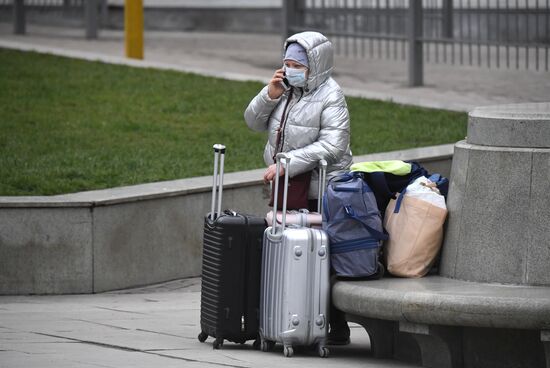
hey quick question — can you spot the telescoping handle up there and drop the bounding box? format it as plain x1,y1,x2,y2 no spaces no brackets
210,144,226,221
317,159,328,213
271,152,291,234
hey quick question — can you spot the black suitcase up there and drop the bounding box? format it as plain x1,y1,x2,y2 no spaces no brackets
198,144,266,349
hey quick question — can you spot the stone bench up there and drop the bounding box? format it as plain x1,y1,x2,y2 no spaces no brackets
333,103,550,368
333,276,550,368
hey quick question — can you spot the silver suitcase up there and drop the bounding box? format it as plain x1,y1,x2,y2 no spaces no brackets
265,160,327,229
259,153,330,358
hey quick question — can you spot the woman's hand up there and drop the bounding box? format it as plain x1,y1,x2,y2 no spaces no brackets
263,163,285,184
267,68,286,100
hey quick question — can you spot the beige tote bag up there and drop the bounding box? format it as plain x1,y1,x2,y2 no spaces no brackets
383,194,448,278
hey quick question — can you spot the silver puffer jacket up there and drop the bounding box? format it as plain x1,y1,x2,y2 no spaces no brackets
244,31,353,199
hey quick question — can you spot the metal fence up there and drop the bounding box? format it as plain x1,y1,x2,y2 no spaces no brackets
4,0,107,38
284,0,550,86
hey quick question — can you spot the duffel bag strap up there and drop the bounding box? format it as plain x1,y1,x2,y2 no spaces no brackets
344,205,389,241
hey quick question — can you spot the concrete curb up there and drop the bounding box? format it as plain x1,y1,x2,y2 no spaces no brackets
0,39,268,83
0,144,454,208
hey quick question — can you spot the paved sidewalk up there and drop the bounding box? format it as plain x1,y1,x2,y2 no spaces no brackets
1,23,549,112
0,278,418,368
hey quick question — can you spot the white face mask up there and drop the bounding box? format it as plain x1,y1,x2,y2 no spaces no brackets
284,66,307,88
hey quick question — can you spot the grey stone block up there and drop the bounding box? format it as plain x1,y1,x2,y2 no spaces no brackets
468,103,550,148
443,106,550,286
527,151,550,286
400,321,430,335
399,322,463,368
452,145,533,284
92,195,206,292
346,315,396,358
440,140,470,278
393,329,423,365
345,314,422,364
0,208,93,294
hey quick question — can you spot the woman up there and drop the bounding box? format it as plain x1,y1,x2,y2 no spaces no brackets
244,31,352,345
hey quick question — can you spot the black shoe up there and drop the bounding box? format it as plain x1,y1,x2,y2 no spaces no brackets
327,323,351,345
327,334,350,345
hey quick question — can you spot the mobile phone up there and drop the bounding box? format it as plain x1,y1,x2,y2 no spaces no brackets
281,71,290,89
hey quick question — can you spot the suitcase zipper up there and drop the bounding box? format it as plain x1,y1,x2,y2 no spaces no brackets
305,229,313,344
331,237,379,254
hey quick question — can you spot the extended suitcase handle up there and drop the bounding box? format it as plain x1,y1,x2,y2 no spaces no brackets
317,159,328,213
272,152,290,234
210,144,226,220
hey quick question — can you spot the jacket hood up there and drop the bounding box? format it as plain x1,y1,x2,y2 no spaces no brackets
284,31,333,93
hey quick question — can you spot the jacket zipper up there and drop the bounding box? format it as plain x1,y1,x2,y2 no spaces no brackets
273,88,303,162
273,89,293,162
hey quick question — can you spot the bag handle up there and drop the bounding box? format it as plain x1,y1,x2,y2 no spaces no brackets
428,173,441,182
332,172,355,183
210,144,226,220
393,177,444,213
394,176,439,214
344,205,389,241
393,162,432,213
394,191,406,213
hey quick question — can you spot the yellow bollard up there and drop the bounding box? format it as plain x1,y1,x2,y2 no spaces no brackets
125,0,143,59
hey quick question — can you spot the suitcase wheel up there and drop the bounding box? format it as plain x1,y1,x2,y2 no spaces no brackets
213,337,224,349
318,345,329,358
197,331,208,343
283,345,294,358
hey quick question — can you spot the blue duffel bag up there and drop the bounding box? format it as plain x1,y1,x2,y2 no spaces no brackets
322,172,388,278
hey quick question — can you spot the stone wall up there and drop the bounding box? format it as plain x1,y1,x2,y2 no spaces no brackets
0,144,453,295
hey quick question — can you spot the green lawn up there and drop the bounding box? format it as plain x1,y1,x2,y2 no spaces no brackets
0,49,466,196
